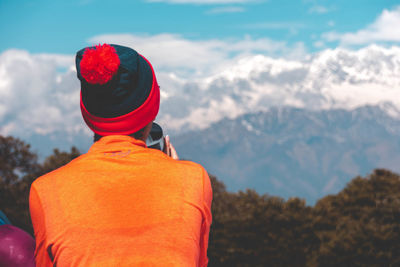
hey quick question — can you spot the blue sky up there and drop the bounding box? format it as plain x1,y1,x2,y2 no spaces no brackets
1,0,399,54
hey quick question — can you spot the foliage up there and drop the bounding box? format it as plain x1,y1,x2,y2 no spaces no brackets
0,136,40,233
209,176,318,267
40,147,81,175
0,135,80,234
209,169,400,266
312,169,400,267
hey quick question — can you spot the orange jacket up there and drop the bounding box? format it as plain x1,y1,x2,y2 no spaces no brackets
30,135,212,267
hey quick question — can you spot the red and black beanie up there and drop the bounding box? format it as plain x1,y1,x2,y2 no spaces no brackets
75,44,160,136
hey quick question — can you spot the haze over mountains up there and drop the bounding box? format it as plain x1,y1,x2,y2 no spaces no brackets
1,45,400,202
175,105,400,203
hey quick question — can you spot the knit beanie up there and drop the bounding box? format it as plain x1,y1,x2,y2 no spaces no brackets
75,44,160,136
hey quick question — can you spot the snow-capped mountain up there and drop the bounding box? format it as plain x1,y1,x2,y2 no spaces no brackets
157,45,400,133
174,105,400,204
1,45,400,139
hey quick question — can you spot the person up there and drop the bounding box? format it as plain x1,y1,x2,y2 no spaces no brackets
0,211,36,267
29,44,213,266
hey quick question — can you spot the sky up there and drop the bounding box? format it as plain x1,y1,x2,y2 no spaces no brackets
1,0,400,158
1,0,399,54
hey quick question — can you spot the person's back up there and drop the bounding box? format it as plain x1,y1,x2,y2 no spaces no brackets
30,136,211,266
29,44,212,266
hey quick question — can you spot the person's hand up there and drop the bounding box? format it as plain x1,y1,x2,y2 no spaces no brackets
164,135,179,160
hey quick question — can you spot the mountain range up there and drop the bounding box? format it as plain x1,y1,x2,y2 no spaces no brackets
174,105,400,204
2,45,400,204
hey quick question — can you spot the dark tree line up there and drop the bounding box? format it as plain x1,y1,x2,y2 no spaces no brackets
0,135,80,234
209,169,400,266
1,135,400,266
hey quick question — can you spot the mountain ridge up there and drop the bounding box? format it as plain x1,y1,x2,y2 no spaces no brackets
174,105,400,204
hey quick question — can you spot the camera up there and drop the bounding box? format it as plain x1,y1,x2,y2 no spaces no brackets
146,122,165,152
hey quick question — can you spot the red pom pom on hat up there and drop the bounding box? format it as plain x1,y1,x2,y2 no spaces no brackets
80,44,120,85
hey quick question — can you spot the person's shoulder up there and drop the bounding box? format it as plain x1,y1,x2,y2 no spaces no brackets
148,149,206,173
176,160,213,202
170,159,209,179
31,154,86,190
175,159,206,172
175,160,204,169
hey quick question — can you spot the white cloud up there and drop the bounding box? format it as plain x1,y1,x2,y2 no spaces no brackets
156,45,400,133
242,21,305,30
313,41,325,48
308,5,329,14
323,6,400,46
2,34,400,144
1,34,305,140
0,49,86,139
206,6,245,14
88,33,307,77
242,22,305,35
145,0,257,4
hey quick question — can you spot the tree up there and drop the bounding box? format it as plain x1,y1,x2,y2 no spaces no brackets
208,175,318,267
0,135,81,234
0,135,40,233
39,147,80,175
313,169,400,266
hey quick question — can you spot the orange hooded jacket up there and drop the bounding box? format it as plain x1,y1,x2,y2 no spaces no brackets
30,135,212,266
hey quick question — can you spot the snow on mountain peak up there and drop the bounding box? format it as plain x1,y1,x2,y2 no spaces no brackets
1,45,400,137
157,45,400,133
